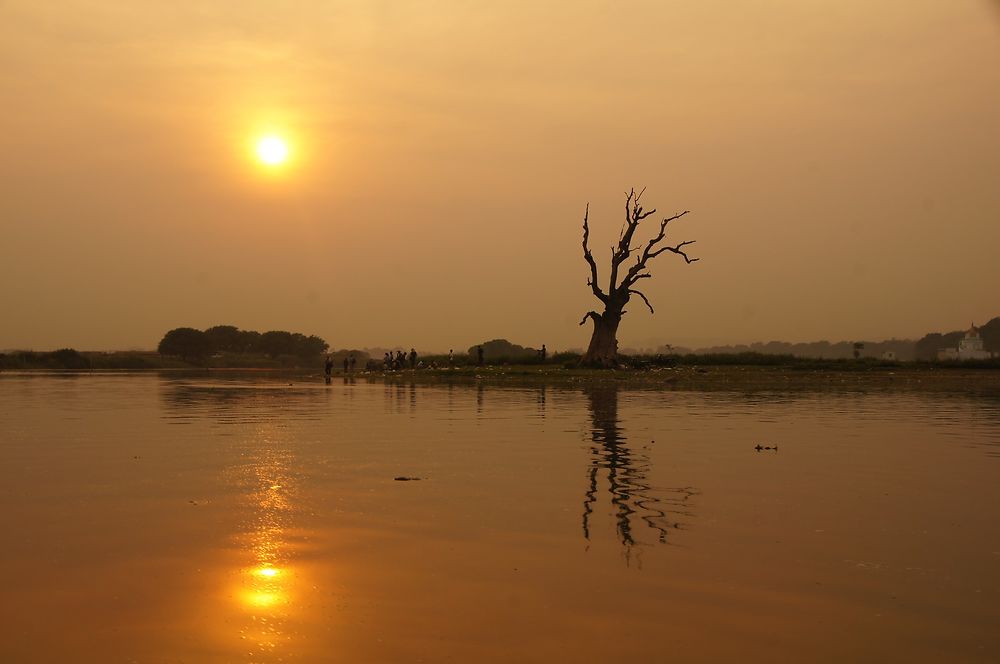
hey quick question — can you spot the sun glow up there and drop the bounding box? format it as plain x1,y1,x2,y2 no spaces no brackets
242,590,285,608
255,135,290,166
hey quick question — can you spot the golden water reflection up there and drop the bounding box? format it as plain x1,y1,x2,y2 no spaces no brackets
159,380,336,659
230,426,299,657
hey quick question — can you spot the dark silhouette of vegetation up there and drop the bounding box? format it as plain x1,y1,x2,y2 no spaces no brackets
256,330,328,359
631,352,905,369
580,188,697,367
157,327,214,362
465,339,545,365
0,349,91,370
678,338,917,361
49,348,91,370
553,350,583,366
156,325,328,364
94,352,160,369
204,325,244,352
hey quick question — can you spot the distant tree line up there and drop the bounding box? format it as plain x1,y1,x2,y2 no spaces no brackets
4,316,997,372
615,315,999,362
663,338,918,361
157,325,328,362
0,348,92,370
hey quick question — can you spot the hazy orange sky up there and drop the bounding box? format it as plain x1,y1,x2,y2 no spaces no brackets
2,1,998,352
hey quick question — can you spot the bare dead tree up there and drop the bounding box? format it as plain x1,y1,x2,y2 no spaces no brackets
580,188,698,367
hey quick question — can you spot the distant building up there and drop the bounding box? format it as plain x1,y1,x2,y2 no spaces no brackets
938,323,994,361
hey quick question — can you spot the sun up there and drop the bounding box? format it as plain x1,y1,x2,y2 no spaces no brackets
255,135,290,166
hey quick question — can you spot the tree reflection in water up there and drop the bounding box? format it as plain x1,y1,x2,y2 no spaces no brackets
581,385,697,556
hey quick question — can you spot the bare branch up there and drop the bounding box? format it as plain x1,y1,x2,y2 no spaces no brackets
582,204,609,304
610,187,660,290
620,210,696,289
624,188,633,233
641,211,691,263
579,311,601,326
628,289,655,314
647,240,700,264
611,189,634,288
635,208,657,222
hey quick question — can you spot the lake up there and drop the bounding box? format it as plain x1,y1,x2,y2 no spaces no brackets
1,373,999,662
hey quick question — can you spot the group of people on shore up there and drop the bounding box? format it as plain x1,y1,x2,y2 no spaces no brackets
383,349,419,370
380,348,460,370
324,343,547,378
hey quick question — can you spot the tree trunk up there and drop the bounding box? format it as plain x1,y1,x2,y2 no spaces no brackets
582,309,622,367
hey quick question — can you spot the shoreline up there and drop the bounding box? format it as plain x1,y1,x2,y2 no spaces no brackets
4,365,999,394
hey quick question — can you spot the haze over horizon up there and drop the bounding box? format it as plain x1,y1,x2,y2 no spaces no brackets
3,1,998,353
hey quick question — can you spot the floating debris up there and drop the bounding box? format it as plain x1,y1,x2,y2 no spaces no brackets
754,444,779,452
393,476,422,481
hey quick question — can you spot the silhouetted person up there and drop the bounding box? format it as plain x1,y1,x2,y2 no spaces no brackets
396,350,405,369
448,349,454,367
324,354,334,377
477,345,484,366
383,352,391,370
540,344,547,362
409,348,417,368
343,356,349,373
349,354,356,372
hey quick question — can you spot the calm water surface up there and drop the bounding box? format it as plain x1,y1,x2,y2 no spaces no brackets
1,374,999,662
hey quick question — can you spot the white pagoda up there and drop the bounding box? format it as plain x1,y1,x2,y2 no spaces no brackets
938,323,994,360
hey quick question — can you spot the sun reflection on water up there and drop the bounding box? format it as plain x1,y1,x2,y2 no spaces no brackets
158,381,344,660
230,428,300,657
240,565,288,609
